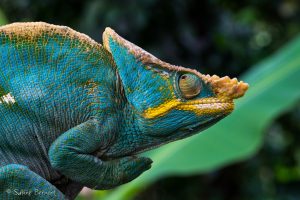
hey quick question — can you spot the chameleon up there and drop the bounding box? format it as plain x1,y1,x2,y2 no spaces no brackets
0,22,248,199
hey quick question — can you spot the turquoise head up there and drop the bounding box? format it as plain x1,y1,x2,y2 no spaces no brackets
103,28,248,154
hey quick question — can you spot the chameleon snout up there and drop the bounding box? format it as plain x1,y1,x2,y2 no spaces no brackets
174,73,249,116
203,74,249,100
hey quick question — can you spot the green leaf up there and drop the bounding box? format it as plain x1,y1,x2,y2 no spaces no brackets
0,8,8,25
100,35,300,200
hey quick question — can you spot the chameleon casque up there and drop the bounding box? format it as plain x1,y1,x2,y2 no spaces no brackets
0,22,248,199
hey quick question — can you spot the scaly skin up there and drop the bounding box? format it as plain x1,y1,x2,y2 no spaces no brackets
0,22,248,199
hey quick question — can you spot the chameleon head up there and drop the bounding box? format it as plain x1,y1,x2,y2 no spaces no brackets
103,28,248,145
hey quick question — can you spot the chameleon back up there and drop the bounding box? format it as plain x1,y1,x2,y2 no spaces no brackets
0,22,116,180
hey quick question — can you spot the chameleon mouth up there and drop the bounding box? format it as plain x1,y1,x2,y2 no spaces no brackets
176,98,234,116
143,98,234,119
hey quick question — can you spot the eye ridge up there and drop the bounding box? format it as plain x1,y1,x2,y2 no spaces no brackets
179,73,202,99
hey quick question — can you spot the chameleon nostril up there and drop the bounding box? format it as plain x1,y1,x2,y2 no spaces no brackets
181,75,187,80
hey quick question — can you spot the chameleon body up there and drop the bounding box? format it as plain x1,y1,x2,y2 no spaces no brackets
0,22,248,199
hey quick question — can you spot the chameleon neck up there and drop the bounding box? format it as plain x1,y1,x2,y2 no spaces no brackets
103,104,160,158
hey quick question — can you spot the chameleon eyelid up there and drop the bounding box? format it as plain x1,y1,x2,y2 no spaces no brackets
178,73,202,99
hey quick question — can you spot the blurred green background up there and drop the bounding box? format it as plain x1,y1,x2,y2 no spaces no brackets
0,0,299,200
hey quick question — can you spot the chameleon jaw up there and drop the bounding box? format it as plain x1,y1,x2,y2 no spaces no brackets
176,98,234,116
143,98,234,119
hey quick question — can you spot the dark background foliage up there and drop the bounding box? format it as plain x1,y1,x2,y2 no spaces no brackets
0,0,299,199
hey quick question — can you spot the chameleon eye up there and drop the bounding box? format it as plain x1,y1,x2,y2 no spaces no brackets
179,73,202,99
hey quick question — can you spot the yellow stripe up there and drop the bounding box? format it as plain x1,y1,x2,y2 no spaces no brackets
143,99,181,119
143,98,234,119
